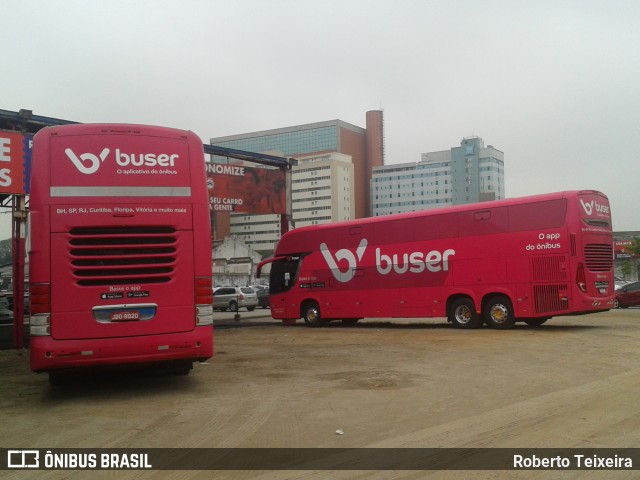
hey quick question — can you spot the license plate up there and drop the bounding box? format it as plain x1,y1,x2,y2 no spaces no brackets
109,311,140,322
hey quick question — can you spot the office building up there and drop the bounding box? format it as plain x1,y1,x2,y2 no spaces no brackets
372,136,504,216
230,152,355,253
210,110,383,251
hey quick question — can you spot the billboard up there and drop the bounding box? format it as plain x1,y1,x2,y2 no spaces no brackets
0,130,32,195
614,240,633,259
206,163,286,215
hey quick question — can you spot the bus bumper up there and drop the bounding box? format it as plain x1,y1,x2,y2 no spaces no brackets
30,326,214,373
573,296,616,313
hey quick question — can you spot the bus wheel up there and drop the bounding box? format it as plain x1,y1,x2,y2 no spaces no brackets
483,296,515,329
302,301,322,327
448,298,480,329
171,361,193,376
48,372,69,386
341,318,360,325
524,318,548,327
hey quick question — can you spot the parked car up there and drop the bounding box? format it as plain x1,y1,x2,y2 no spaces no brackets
213,286,258,312
0,296,13,325
615,276,631,290
615,281,640,309
256,288,270,309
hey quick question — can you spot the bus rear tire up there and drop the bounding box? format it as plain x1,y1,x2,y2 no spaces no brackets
302,301,322,327
341,318,360,325
524,318,548,327
448,298,480,329
483,296,515,329
48,372,68,386
170,361,192,376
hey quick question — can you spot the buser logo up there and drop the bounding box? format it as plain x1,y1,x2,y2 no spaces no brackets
65,148,110,175
65,148,180,174
580,198,610,216
321,239,368,283
321,239,456,283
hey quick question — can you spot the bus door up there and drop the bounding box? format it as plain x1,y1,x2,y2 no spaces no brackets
259,255,302,317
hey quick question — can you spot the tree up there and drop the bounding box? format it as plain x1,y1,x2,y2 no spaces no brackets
622,237,640,281
627,237,640,257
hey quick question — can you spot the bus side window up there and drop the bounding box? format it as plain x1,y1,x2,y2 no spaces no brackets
475,210,491,221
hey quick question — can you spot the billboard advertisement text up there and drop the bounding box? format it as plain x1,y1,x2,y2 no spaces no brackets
0,131,31,195
206,163,286,215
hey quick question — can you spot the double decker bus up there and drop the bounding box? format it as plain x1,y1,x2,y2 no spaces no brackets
29,124,213,381
259,191,614,329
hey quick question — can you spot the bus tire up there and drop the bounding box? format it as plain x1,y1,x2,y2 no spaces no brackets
448,298,480,329
302,301,322,327
172,361,192,376
48,372,68,386
341,318,360,325
483,296,515,329
524,318,548,327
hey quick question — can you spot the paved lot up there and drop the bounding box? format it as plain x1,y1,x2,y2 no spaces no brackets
1,308,639,479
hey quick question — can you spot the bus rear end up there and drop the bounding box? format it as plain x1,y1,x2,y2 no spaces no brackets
29,124,213,377
569,190,615,313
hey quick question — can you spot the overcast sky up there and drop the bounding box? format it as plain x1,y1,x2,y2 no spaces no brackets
2,0,639,237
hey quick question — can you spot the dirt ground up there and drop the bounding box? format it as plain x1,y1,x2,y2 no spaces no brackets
1,308,639,480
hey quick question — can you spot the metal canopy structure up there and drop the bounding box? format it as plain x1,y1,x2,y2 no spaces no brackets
203,144,295,170
0,109,76,207
1,109,294,349
0,108,77,131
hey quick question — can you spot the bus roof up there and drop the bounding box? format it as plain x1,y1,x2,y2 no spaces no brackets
280,189,607,242
40,123,196,139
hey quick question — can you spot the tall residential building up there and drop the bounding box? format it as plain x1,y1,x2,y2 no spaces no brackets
230,153,355,253
372,136,504,216
292,152,355,227
209,110,384,251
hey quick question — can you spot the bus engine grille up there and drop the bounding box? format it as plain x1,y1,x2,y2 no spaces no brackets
530,255,568,282
584,243,613,272
534,284,569,314
68,226,177,286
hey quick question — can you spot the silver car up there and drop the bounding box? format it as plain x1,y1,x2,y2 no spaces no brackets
213,286,258,312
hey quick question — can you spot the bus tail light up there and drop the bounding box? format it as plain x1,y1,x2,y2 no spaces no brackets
576,263,587,293
195,277,213,304
30,283,51,315
195,277,213,326
30,283,51,336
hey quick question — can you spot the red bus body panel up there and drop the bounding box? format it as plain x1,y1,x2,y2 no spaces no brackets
29,124,213,373
268,191,614,323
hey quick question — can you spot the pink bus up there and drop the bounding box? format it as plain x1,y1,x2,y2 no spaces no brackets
29,124,213,381
259,190,614,329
